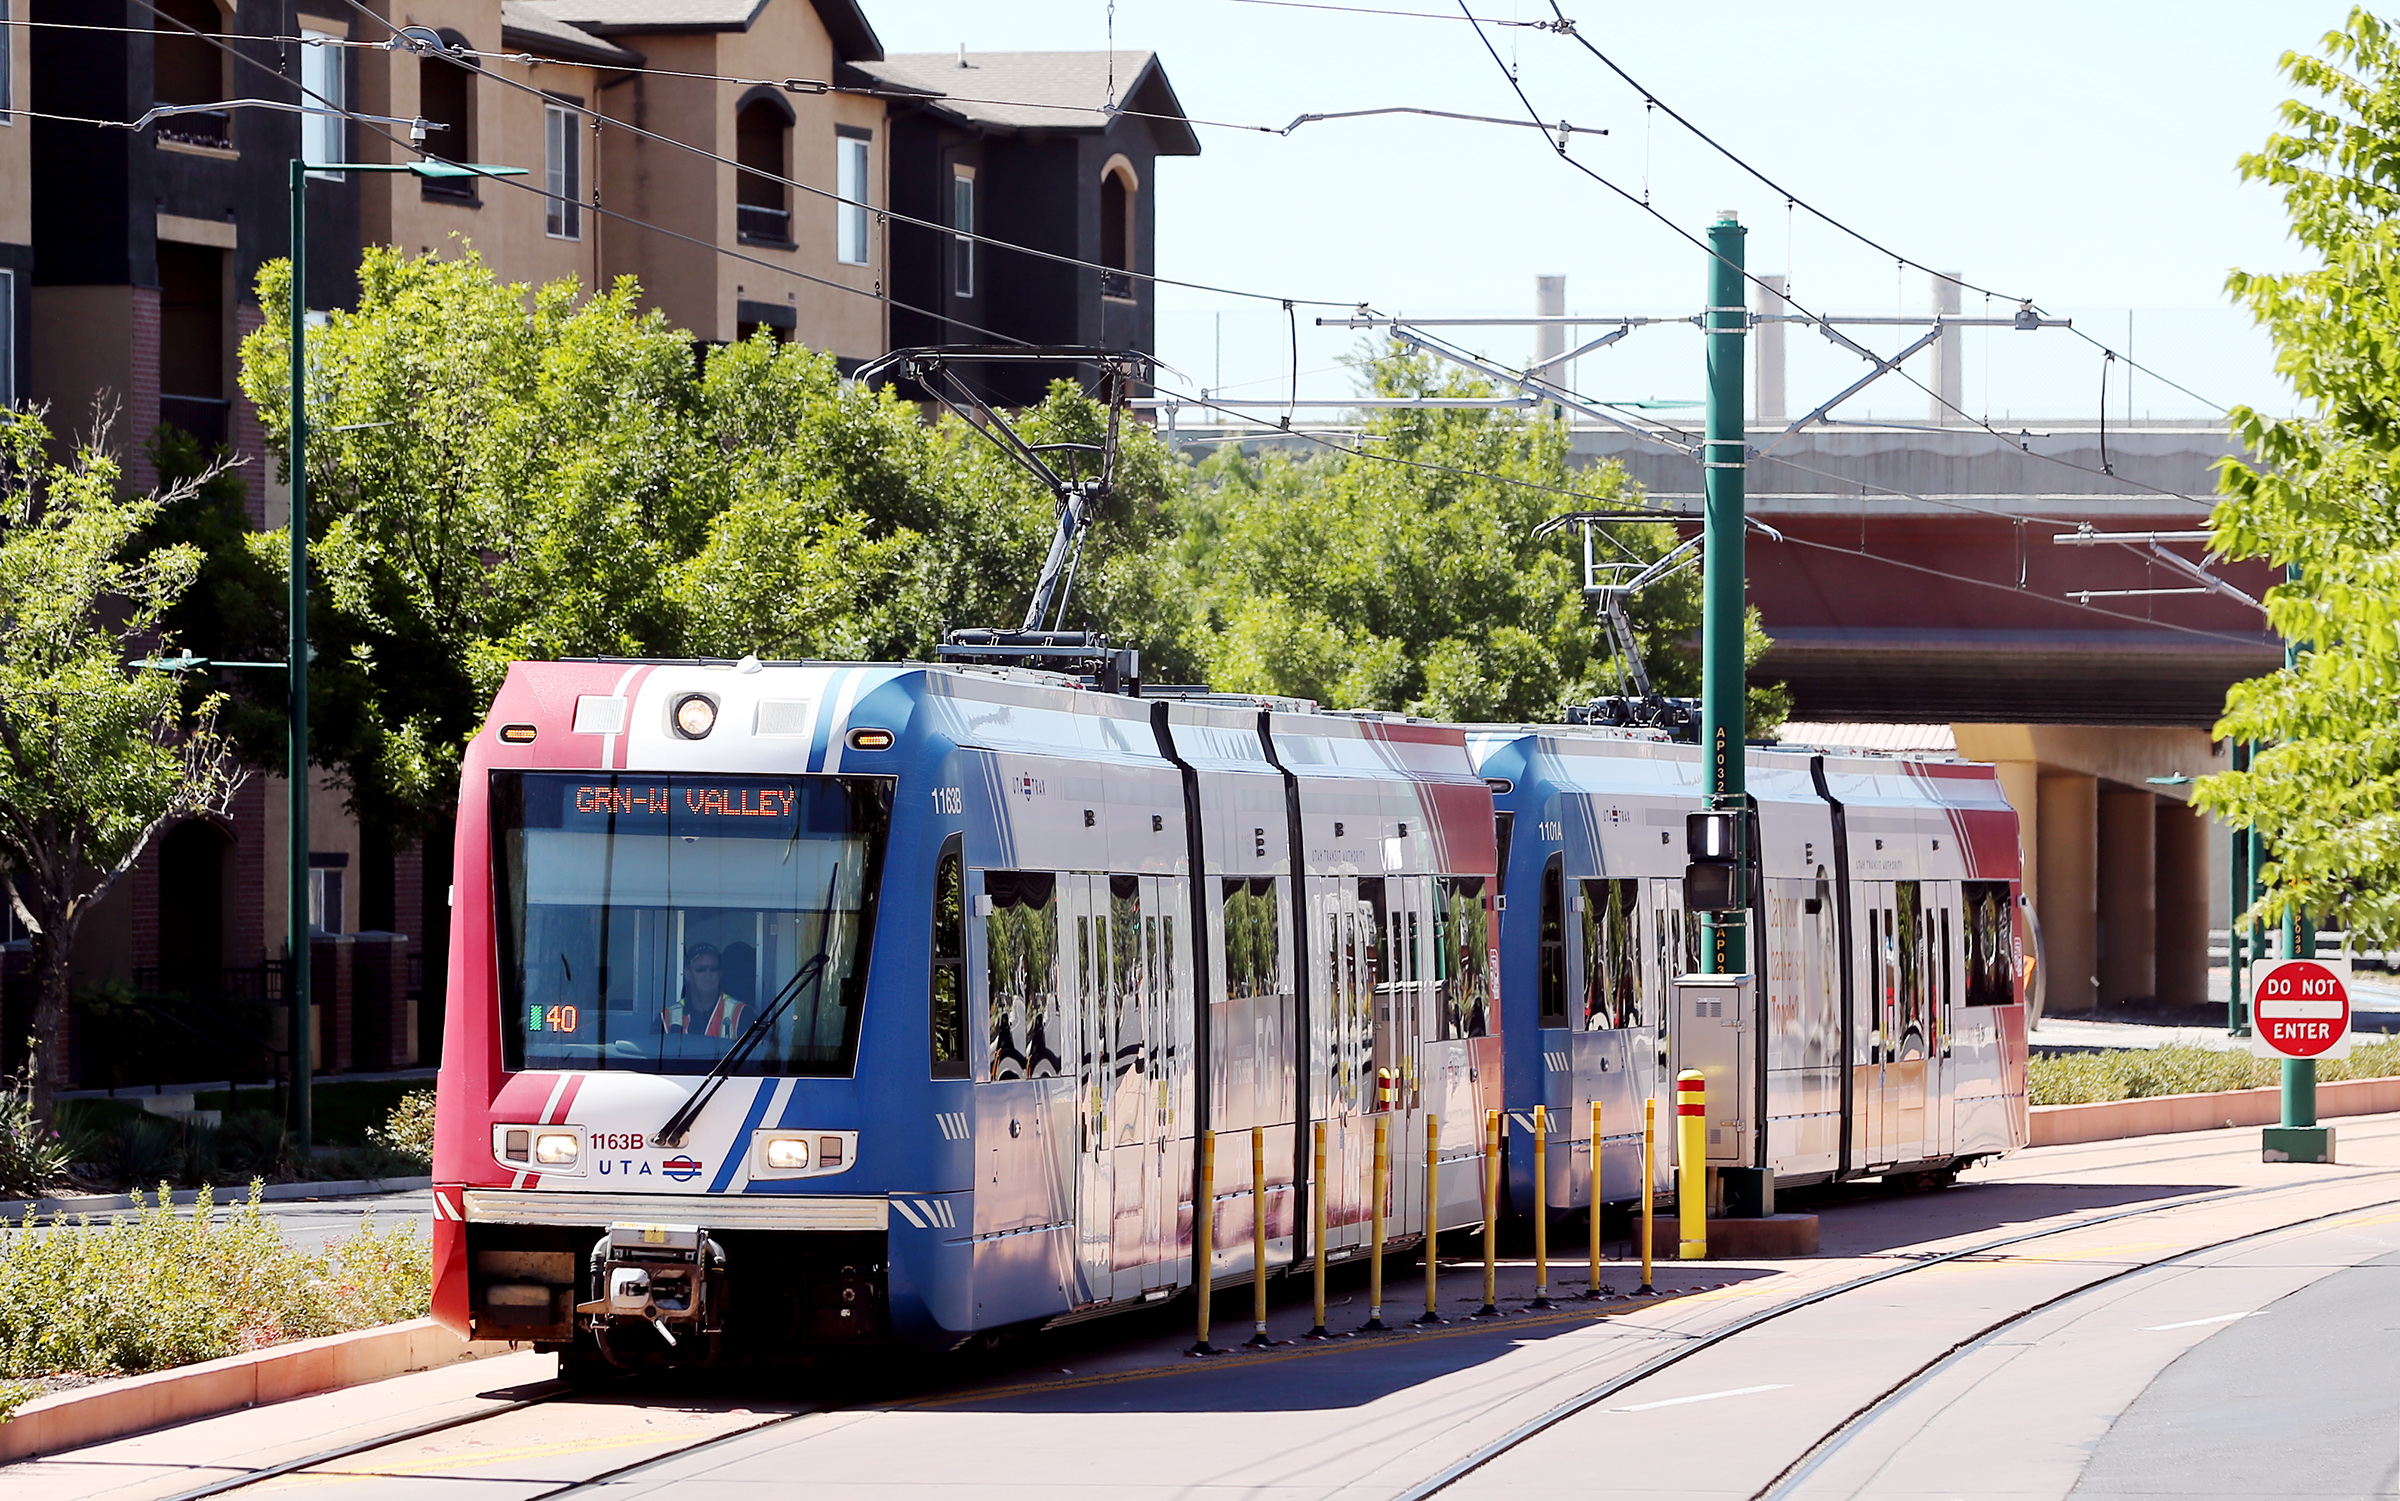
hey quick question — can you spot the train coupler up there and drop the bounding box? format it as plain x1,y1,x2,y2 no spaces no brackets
577,1223,728,1367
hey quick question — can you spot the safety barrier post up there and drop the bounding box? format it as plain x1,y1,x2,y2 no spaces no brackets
1248,1125,1273,1346
1416,1113,1445,1325
1677,1070,1707,1260
1530,1104,1553,1308
1639,1097,1656,1294
1306,1120,1330,1338
1584,1098,1605,1299
1191,1129,1218,1354
1362,1114,1390,1331
1475,1109,1502,1316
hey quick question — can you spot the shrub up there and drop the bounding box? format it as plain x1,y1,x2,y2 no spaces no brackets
0,1184,430,1385
369,1090,435,1170
0,1082,79,1198
2028,1036,2400,1105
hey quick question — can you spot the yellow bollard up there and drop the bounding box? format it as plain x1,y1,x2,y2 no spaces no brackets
1639,1097,1656,1294
1306,1120,1330,1338
1416,1112,1445,1325
1363,1114,1390,1331
1585,1097,1605,1300
1677,1070,1707,1260
1531,1104,1553,1308
1475,1109,1502,1316
1191,1129,1218,1353
1248,1124,1272,1346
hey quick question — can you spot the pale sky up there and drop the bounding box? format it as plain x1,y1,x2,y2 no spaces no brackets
868,1,2348,423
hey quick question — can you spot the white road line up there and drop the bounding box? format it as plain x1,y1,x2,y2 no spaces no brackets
1606,1383,1791,1413
2142,1311,2258,1331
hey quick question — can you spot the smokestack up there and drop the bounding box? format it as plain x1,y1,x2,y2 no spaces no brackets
1535,274,1565,372
1753,273,1787,424
1931,270,1961,423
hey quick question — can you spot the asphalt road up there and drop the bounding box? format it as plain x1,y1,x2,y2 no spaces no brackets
10,1119,2400,1501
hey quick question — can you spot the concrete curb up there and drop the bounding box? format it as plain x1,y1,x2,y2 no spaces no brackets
0,1319,516,1464
1,1177,433,1221
2030,1076,2400,1146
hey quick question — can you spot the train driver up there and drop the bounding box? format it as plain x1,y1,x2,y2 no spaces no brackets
660,942,749,1039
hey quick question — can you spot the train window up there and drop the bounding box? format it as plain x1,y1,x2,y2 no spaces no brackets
1579,878,1641,1030
1436,876,1490,1038
1961,881,2015,1006
930,839,966,1078
1537,857,1566,1027
491,771,888,1077
1221,878,1280,1000
983,871,1060,1080
1493,813,1514,897
1894,882,1930,1058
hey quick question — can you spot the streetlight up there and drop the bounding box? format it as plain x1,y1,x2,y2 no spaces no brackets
139,95,521,1151
282,154,524,1152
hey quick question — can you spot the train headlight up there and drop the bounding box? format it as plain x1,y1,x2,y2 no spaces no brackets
763,1135,811,1170
533,1131,580,1166
673,694,718,739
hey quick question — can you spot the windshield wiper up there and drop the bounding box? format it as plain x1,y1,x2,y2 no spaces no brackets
656,867,844,1148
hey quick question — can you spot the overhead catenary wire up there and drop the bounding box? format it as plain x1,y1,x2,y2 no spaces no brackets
1442,9,2233,514
325,0,1366,316
1531,0,2223,412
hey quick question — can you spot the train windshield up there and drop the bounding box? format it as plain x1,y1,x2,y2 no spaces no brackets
491,771,891,1075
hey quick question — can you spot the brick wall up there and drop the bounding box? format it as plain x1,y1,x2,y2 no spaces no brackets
233,301,267,528
127,285,161,492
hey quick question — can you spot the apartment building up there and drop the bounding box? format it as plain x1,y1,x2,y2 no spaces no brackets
11,0,1195,1091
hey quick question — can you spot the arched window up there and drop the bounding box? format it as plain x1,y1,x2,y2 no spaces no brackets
1099,158,1137,300
418,30,478,199
735,92,793,245
153,0,228,146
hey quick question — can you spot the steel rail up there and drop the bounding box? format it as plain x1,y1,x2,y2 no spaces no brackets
1392,1163,2400,1500
1753,1190,2400,1500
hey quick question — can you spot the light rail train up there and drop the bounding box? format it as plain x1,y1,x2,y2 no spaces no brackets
429,658,2027,1367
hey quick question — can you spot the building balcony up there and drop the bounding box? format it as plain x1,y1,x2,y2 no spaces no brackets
738,202,793,246
158,394,230,450
154,107,231,150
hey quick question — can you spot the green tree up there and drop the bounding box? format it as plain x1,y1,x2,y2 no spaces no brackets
2194,9,2400,943
239,248,1193,841
0,411,242,1119
1159,348,1786,727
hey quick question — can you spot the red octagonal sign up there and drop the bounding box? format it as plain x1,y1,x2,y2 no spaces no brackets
2252,958,2352,1060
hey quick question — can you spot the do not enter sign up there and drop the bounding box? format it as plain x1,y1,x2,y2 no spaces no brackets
2251,958,2352,1061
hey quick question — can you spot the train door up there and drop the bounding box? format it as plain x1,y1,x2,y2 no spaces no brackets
1105,875,1154,1298
1309,874,1362,1250
1929,882,1959,1162
1855,881,1891,1169
1140,874,1180,1289
1882,882,1929,1165
1645,878,1690,1182
1383,876,1431,1237
1069,875,1112,1303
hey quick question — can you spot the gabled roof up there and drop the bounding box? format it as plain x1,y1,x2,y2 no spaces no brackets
500,0,644,67
531,0,879,54
849,50,1200,156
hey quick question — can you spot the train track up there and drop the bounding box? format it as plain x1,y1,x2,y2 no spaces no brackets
152,1153,2400,1501
1393,1163,2400,1501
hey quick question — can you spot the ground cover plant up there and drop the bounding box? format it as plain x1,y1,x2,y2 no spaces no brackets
0,1184,428,1401
2029,1035,2400,1105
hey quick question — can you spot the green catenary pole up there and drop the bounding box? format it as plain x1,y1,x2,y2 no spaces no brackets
2277,564,2312,1134
288,158,313,1154
1700,211,1748,976
2227,739,2251,1036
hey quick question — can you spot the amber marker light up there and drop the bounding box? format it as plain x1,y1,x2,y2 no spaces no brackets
498,723,538,744
846,727,895,751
